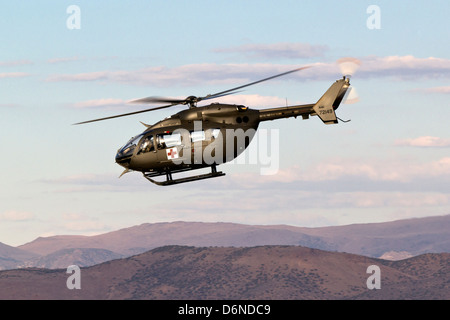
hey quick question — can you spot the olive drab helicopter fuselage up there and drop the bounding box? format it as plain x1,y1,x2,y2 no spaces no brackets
75,61,358,186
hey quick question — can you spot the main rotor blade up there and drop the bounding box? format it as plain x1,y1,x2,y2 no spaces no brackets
200,66,310,101
200,90,244,101
72,103,177,125
73,65,311,125
129,96,186,104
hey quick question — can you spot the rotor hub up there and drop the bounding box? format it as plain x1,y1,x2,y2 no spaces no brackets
185,96,198,108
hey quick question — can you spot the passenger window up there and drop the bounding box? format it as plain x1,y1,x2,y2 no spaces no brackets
156,132,182,149
138,135,154,154
191,131,205,143
191,129,220,142
164,132,182,148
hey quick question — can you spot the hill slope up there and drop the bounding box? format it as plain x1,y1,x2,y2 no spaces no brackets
0,245,448,300
0,242,38,270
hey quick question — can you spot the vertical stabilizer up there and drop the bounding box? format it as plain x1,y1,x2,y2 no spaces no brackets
313,78,350,124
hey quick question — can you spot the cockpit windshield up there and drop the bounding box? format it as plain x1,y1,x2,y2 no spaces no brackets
117,134,144,159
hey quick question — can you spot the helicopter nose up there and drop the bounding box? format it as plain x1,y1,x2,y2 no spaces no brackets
115,150,131,169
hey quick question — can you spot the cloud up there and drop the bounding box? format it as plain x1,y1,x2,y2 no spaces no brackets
219,156,450,192
324,192,450,209
213,42,329,59
419,86,450,94
0,72,29,78
45,55,450,88
396,136,450,148
45,155,450,195
36,156,450,228
358,55,450,80
147,176,450,227
48,71,111,82
61,213,109,233
0,60,33,67
0,211,34,221
47,63,313,87
310,157,450,182
187,156,450,217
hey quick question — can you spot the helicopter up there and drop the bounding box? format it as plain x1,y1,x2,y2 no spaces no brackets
74,58,359,186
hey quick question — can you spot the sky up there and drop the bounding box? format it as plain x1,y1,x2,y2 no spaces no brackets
1,0,450,246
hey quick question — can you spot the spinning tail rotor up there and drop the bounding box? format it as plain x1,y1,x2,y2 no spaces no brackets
337,57,361,104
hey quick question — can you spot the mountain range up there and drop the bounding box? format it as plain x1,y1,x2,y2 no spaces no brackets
0,245,448,300
0,214,448,270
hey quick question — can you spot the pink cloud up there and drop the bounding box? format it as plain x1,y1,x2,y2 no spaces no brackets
0,211,34,221
46,63,315,86
422,86,450,94
396,136,450,148
231,156,450,184
0,72,29,78
360,55,450,79
45,55,450,89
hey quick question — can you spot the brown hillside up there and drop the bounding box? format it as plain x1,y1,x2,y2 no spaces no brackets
0,246,448,300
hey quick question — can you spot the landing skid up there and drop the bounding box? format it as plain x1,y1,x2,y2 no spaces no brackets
143,165,225,186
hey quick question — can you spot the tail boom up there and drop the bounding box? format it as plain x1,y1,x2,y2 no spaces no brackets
258,77,351,125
